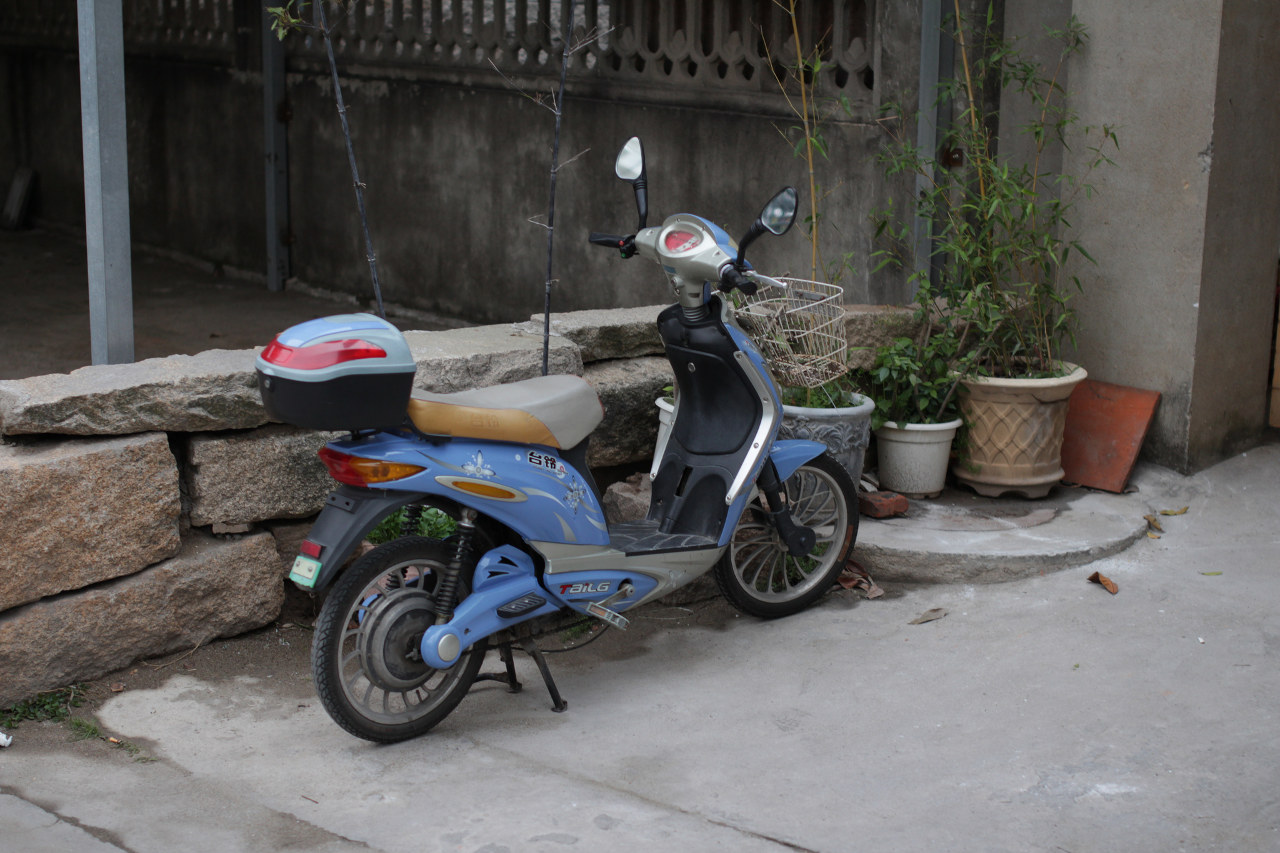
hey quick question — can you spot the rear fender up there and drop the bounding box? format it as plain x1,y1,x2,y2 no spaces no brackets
287,486,419,593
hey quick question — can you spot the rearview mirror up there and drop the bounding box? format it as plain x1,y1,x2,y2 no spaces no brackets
615,137,645,182
614,137,648,229
736,186,798,268
760,186,798,235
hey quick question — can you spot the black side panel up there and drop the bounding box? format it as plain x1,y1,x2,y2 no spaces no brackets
649,301,762,539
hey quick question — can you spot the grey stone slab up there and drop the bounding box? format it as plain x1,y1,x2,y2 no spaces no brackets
517,305,667,362
405,325,584,393
0,530,283,707
843,304,920,369
583,356,672,468
0,326,585,438
186,425,340,527
0,348,266,436
855,482,1151,584
0,432,181,611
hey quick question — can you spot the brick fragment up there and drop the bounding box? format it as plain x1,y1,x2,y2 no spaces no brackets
859,490,909,518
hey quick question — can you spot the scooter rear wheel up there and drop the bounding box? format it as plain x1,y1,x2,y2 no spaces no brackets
713,452,858,618
312,536,484,742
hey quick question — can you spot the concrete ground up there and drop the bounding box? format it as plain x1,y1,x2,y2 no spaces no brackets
3,228,1279,851
2,436,1278,852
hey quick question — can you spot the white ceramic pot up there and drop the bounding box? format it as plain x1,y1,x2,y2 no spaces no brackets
655,396,675,449
874,417,964,499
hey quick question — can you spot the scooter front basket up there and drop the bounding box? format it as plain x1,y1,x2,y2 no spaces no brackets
737,278,847,388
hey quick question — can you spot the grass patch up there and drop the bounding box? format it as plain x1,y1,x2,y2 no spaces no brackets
69,716,156,763
69,717,101,740
0,684,87,729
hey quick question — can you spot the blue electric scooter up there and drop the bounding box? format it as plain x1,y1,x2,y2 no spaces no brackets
256,138,858,742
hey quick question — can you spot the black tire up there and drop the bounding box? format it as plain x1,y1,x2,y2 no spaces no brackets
312,536,484,742
713,452,858,618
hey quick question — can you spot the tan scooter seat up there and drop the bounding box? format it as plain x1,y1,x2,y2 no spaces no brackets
406,374,604,449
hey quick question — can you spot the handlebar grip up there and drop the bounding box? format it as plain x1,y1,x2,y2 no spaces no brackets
718,267,756,295
589,232,637,258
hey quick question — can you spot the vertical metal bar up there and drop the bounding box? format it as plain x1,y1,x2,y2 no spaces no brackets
912,0,942,297
78,0,135,365
263,13,290,291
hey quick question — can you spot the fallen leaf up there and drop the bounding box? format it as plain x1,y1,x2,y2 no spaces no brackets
1088,571,1119,594
909,607,947,625
1144,514,1164,532
1200,571,1222,576
1147,531,1161,539
838,558,885,598
109,683,126,693
1160,506,1189,516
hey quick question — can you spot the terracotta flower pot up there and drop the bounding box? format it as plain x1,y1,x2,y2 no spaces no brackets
953,364,1087,498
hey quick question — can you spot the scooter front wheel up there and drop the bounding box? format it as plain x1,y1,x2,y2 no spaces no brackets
714,452,858,618
312,536,484,742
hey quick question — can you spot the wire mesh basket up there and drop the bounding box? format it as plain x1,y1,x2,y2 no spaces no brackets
736,278,848,389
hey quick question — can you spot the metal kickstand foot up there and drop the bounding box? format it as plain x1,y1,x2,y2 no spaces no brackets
521,638,568,713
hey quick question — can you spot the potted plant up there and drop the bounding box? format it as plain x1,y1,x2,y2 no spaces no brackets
778,372,875,490
865,315,963,499
873,4,1117,498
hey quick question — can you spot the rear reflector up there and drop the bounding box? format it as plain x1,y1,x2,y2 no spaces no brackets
261,338,388,370
299,540,323,559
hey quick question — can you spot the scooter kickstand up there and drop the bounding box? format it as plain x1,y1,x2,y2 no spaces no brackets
475,642,523,694
520,638,568,713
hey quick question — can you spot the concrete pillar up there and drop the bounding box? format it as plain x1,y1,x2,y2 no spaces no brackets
1061,0,1280,473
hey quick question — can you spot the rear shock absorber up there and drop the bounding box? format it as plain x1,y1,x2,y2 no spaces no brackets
433,507,477,624
400,503,425,538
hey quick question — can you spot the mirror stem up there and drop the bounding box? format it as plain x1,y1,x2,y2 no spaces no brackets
634,177,648,229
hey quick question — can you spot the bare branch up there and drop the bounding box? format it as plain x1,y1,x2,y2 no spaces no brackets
551,147,591,173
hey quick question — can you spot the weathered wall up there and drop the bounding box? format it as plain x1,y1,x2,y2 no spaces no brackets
1061,0,1280,472
0,1,922,324
1188,0,1280,467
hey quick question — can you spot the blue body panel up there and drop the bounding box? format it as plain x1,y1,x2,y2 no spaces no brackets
325,432,610,547
419,545,660,668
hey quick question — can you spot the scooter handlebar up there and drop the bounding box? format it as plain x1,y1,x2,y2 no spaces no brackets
589,232,636,258
718,266,757,296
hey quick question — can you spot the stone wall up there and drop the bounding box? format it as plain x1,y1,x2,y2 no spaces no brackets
0,308,673,707
0,303,909,706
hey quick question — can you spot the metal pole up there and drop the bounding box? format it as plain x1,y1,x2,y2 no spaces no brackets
913,0,944,297
78,0,134,365
263,14,290,292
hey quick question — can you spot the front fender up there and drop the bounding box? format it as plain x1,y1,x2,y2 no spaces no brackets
769,439,826,481
287,486,418,593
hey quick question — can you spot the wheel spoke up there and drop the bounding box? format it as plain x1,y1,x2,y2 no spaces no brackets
715,456,855,612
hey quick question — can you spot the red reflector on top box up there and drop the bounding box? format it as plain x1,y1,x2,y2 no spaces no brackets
260,338,388,370
255,314,415,432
